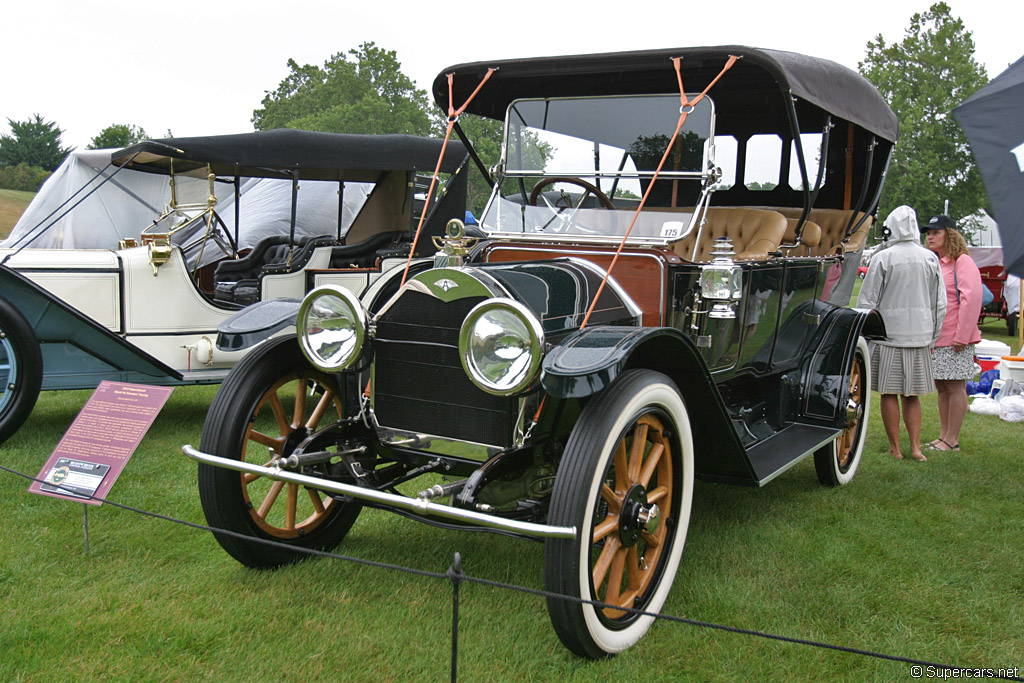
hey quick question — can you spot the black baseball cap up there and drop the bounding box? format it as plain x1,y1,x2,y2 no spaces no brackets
921,214,955,233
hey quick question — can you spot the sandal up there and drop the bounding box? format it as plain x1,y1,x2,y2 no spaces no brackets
926,438,959,452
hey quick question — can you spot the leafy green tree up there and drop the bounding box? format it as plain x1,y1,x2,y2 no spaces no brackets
0,114,72,171
452,114,504,215
87,123,148,150
255,43,511,215
0,163,50,191
859,2,989,233
253,42,433,135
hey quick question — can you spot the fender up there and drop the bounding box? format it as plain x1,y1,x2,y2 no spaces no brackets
542,325,757,484
0,264,180,388
800,305,886,426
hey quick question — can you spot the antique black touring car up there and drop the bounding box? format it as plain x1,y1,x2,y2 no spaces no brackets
185,46,895,658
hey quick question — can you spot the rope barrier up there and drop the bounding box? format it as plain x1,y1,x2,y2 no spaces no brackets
3,461,1019,681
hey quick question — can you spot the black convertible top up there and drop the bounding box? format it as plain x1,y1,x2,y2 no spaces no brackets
433,46,897,142
112,129,468,181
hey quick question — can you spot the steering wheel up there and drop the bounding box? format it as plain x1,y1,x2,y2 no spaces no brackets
528,177,616,211
208,211,238,258
527,177,617,235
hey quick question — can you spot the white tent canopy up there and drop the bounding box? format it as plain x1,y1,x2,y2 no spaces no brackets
3,149,371,256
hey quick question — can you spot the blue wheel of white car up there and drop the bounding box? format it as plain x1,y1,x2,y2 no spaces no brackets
814,336,870,486
0,296,43,445
544,369,694,658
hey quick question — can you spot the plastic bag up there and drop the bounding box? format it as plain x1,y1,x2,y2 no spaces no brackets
967,369,1001,396
998,395,1024,423
995,378,1024,401
970,396,1002,415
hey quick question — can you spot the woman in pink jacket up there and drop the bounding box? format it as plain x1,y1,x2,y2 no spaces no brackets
923,215,982,453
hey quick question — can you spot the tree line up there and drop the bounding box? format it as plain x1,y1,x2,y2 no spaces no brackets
0,7,995,235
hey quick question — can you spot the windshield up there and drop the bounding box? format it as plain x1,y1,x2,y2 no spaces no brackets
480,94,715,243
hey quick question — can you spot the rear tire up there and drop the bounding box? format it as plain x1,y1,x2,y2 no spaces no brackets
545,369,694,658
814,336,869,486
0,297,43,445
198,336,361,567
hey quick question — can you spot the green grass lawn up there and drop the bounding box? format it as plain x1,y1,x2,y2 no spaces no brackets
0,188,34,239
2,324,1023,680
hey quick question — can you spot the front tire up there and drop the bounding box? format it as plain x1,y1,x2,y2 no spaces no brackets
0,296,43,445
545,369,694,658
198,336,361,567
814,336,870,486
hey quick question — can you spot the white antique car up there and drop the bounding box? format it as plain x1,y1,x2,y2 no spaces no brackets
0,129,468,442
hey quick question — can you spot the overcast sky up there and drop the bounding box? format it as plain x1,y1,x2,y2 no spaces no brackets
1,0,1019,150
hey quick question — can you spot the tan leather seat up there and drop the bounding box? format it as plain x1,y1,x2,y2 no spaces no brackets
768,207,873,256
669,208,787,262
806,210,872,255
781,218,821,255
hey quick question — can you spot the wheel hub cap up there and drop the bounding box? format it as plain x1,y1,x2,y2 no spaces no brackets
845,397,862,427
618,485,658,548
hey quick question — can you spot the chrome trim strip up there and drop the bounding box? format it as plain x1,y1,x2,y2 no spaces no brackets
562,256,645,322
182,445,576,539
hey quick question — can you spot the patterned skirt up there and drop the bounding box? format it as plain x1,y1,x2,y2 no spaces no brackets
932,344,977,381
869,343,935,395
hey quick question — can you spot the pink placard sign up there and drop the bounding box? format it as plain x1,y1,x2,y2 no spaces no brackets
29,381,173,506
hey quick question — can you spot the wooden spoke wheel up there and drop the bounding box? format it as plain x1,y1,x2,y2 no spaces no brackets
240,373,344,539
815,336,870,486
545,370,694,659
591,414,673,620
198,337,361,567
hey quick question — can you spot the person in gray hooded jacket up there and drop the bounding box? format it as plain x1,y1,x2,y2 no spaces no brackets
857,205,946,461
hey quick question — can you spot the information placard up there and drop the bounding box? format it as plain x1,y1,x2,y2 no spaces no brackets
29,381,173,505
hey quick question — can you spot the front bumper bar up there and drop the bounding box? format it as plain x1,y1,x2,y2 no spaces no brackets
182,445,577,540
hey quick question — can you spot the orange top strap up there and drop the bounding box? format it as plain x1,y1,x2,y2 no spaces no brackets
400,68,497,286
579,55,738,330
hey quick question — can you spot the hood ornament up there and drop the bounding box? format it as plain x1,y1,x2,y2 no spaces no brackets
432,218,480,268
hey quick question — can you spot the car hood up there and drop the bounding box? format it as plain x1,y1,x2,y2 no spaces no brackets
398,259,641,335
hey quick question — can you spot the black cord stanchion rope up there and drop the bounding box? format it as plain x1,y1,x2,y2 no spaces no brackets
2,461,1020,681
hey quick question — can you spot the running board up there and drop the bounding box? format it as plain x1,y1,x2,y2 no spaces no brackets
182,445,577,540
746,424,839,486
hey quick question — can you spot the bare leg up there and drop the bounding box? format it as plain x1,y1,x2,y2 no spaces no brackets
880,393,903,459
934,379,952,445
943,379,968,449
901,395,925,461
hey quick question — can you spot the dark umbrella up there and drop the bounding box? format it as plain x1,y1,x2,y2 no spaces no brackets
953,55,1024,277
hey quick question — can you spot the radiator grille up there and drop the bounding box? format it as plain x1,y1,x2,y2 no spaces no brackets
373,291,515,447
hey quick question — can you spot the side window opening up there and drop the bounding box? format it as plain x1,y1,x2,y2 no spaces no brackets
789,133,826,191
712,135,737,190
743,134,782,191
